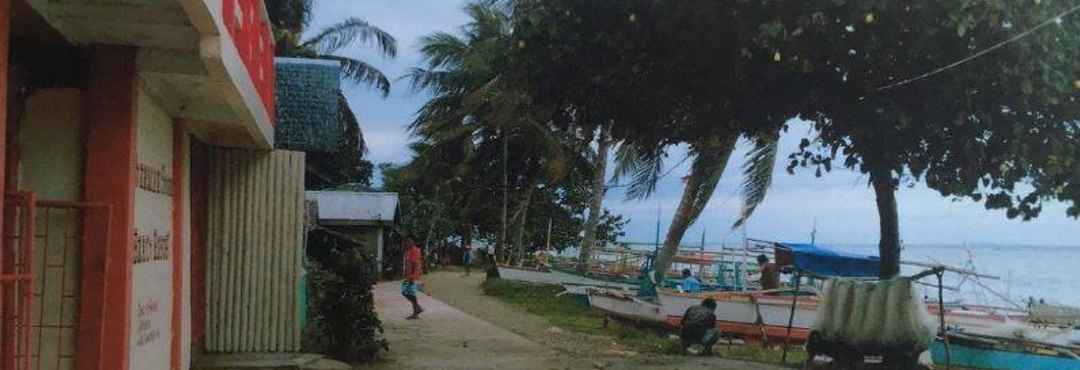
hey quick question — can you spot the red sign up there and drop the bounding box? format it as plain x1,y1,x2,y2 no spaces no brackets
222,0,276,125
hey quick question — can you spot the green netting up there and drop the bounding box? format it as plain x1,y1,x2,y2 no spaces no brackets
813,277,935,350
274,57,344,152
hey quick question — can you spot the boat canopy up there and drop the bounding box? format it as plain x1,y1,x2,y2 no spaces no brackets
775,243,880,278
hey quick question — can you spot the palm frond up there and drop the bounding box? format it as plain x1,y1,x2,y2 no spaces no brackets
302,17,397,57
321,55,391,97
613,142,665,200
463,0,511,43
417,32,469,70
401,67,463,96
733,133,780,228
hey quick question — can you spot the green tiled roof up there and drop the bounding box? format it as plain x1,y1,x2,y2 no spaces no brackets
274,57,343,152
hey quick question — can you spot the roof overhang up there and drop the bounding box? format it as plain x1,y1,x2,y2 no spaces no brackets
25,0,276,149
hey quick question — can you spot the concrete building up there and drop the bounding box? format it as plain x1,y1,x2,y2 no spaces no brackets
0,1,336,370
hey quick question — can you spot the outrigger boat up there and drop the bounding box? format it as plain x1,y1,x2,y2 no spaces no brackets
586,288,668,324
929,301,1080,368
584,248,764,325
656,241,864,344
655,240,1042,346
932,329,1080,370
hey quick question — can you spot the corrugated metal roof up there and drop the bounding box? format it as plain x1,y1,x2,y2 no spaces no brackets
305,191,399,225
273,57,343,152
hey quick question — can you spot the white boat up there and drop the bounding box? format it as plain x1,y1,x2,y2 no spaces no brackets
658,289,818,343
496,265,637,292
586,288,667,324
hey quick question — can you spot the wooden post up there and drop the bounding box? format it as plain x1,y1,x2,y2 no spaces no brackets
544,217,552,252
0,1,10,367
938,271,951,370
781,274,801,363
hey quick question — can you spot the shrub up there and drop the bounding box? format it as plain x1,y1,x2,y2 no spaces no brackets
303,230,388,362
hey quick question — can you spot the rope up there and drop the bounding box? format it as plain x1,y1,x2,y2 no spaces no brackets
877,2,1080,91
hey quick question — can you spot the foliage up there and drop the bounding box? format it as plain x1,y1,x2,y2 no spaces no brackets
509,0,1080,278
774,0,1080,219
394,0,626,261
302,230,387,362
267,0,385,188
509,0,804,278
266,0,397,95
747,0,1080,275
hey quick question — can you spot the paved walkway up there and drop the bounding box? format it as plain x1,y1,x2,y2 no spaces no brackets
369,280,573,370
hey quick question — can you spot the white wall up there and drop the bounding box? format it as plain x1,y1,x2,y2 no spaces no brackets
131,85,175,370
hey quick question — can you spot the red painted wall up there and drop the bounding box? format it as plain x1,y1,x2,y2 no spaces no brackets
170,124,185,370
0,0,9,248
189,138,208,345
222,0,275,125
82,46,137,370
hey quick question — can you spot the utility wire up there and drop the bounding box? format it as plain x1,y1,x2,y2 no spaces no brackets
877,2,1080,92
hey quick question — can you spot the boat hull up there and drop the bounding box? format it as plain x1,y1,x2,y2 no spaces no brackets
658,290,817,343
496,266,637,292
931,340,1080,370
587,290,667,324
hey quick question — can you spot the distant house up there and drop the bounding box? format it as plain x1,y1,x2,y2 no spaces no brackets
306,191,399,276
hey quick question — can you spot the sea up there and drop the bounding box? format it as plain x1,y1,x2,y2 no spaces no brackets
558,243,1080,308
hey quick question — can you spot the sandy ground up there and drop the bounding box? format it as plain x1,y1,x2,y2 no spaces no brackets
366,269,788,370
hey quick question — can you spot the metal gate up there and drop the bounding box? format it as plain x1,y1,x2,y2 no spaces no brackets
0,194,112,370
1,192,36,370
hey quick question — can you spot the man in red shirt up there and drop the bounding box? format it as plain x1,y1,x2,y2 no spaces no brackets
401,237,424,319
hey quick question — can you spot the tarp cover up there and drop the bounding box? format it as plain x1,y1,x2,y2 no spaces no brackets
777,243,880,278
812,278,935,350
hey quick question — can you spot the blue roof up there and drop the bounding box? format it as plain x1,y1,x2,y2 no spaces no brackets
777,243,880,278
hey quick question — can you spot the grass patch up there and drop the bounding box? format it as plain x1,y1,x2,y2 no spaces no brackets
481,278,809,366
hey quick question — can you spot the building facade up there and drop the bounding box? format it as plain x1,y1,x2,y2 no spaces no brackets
0,1,312,369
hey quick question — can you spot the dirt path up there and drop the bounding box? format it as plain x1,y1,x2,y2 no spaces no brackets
368,268,788,370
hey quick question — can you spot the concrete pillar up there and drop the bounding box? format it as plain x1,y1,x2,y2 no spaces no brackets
82,45,138,370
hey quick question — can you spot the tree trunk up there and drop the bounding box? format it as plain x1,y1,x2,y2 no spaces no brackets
512,186,536,265
652,136,737,282
578,126,611,273
871,167,901,278
499,128,509,264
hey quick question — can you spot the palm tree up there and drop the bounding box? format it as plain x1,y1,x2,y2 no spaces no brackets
266,0,397,96
405,0,575,268
615,129,782,284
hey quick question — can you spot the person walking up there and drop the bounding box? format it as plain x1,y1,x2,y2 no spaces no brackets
402,237,424,319
462,243,473,276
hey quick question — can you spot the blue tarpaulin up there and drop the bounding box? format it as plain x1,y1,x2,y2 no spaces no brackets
776,243,880,278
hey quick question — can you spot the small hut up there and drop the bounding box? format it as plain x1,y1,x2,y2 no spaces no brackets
305,191,399,276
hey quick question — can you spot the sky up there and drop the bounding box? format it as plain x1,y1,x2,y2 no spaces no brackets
311,1,1080,247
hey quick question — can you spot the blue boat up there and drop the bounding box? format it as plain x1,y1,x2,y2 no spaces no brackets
931,331,1080,370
